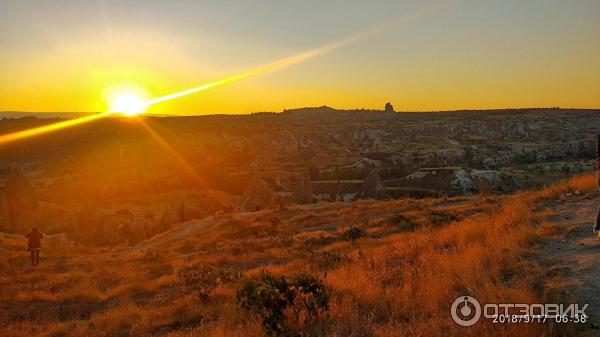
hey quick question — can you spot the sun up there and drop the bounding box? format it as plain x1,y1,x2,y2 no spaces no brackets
104,84,150,116
109,93,148,116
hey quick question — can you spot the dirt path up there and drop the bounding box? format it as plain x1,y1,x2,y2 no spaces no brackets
119,214,244,256
541,197,600,335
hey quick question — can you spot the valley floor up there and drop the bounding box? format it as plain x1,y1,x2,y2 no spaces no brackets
0,174,598,337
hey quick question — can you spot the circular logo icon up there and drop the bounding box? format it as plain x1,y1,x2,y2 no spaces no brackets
451,296,481,326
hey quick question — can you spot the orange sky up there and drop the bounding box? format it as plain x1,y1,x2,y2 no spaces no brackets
0,0,599,115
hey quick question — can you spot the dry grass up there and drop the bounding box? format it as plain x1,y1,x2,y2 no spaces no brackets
0,174,596,337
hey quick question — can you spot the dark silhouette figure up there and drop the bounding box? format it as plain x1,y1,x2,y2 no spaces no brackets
595,135,600,234
25,228,43,267
384,102,394,113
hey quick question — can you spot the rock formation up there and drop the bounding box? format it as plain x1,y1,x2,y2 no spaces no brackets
385,102,394,112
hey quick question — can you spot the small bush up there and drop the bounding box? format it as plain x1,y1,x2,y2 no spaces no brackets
387,214,418,231
179,265,240,301
340,226,366,241
426,209,459,226
237,272,331,336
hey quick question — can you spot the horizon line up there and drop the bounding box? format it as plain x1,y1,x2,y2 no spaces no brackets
0,106,599,118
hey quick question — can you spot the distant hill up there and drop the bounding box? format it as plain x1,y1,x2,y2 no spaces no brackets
0,111,94,119
3,107,593,120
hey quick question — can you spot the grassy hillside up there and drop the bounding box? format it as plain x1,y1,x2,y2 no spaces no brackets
0,174,596,337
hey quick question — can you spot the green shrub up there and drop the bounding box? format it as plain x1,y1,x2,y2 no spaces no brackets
237,272,331,336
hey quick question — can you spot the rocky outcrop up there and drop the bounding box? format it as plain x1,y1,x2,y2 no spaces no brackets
385,102,394,113
391,167,519,195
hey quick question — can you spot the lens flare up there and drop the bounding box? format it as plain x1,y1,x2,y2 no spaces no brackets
144,0,447,107
0,0,449,146
0,112,111,145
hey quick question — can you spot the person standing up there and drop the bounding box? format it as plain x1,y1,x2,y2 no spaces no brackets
25,228,43,267
595,135,600,234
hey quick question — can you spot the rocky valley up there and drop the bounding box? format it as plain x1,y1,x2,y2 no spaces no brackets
0,107,597,244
